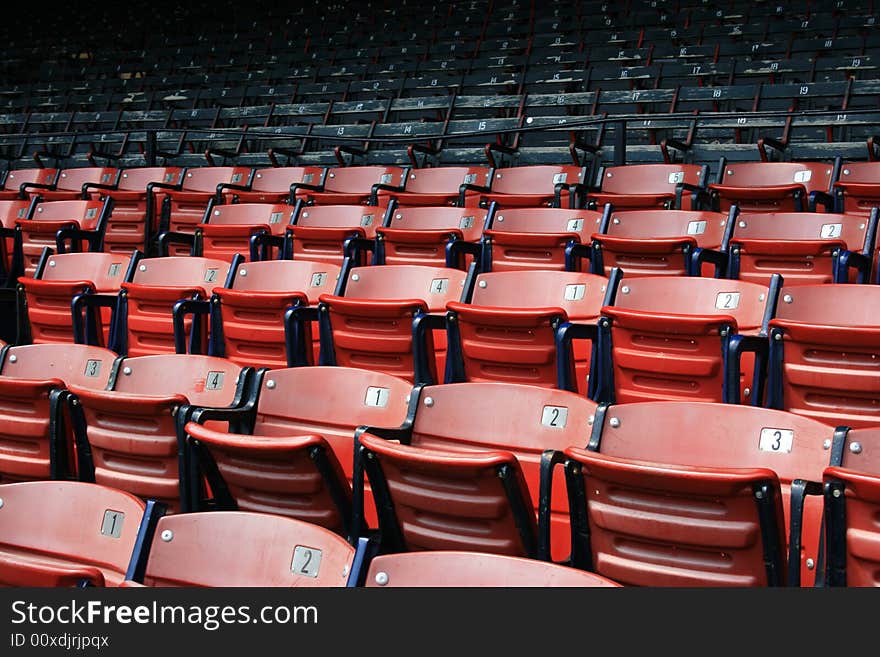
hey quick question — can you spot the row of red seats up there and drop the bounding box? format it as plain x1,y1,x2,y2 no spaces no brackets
0,345,876,587
2,160,879,261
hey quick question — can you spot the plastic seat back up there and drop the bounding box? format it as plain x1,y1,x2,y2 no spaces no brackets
600,276,773,404
365,551,621,587
163,167,252,235
16,199,110,277
376,206,489,267
358,382,598,560
132,512,354,587
0,168,57,201
385,166,491,207
70,354,248,510
485,165,585,207
483,207,605,272
824,426,880,587
590,164,707,210
19,252,131,344
0,481,147,587
319,265,467,382
729,211,876,285
234,166,324,203
0,343,116,481
447,270,609,393
290,205,388,266
710,162,836,212
768,284,880,428
834,161,880,216
593,209,729,276
299,166,406,205
565,401,837,586
119,256,232,357
31,167,116,201
213,260,340,369
201,202,295,261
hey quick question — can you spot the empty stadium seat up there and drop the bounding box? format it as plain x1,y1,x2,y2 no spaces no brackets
767,284,880,428
220,166,325,204
17,250,134,345
377,166,491,207
0,480,153,586
0,343,117,481
0,198,36,278
446,269,616,395
364,551,620,587
586,163,708,210
22,167,117,202
480,206,607,273
68,353,253,511
84,167,183,255
184,366,414,532
205,259,341,369
709,160,840,213
591,208,732,277
160,202,297,262
355,382,599,561
562,401,842,586
374,205,492,268
124,511,358,587
833,161,880,216
293,166,406,206
477,165,587,208
0,169,58,201
824,426,880,587
284,203,392,267
312,264,468,383
595,275,781,404
13,198,113,278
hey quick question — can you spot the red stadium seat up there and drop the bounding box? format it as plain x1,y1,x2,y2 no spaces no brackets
446,269,616,395
375,205,491,268
115,256,234,357
356,382,599,561
219,166,325,203
315,264,468,383
0,343,117,481
286,204,392,267
562,401,842,586
596,274,780,405
0,199,36,277
364,551,620,587
376,166,491,207
68,354,253,511
767,284,880,428
591,208,732,277
14,199,113,278
479,165,587,208
17,250,134,345
184,366,414,532
0,481,153,586
832,161,880,216
708,160,839,213
586,163,708,210
124,511,357,587
22,167,117,202
480,206,607,273
0,168,58,201
84,167,183,255
294,166,406,206
208,259,341,369
824,426,880,587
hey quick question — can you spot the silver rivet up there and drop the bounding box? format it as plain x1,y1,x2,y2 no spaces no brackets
758,293,765,301
187,172,192,177
732,248,740,255
773,333,782,341
123,366,132,375
832,488,842,498
161,530,173,541
214,210,221,216
329,172,335,178
352,273,360,282
410,174,416,179
587,415,594,425
823,439,831,450
0,498,4,509
239,268,247,276
720,328,728,337
612,217,620,224
744,388,751,398
783,294,793,303
395,213,402,219
843,169,850,175
375,572,389,586
496,173,502,179
806,558,815,570
606,172,612,178
526,117,534,124
342,565,349,576
600,319,609,328
859,224,866,230
424,396,434,407
302,212,309,218
621,286,630,294
738,220,746,228
38,207,43,212
139,264,147,271
496,215,504,222
727,169,733,175
850,442,863,454
404,393,411,403
8,355,16,363
266,380,276,389
755,490,764,500
256,173,262,178
49,260,56,267
609,417,620,428
478,280,487,288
